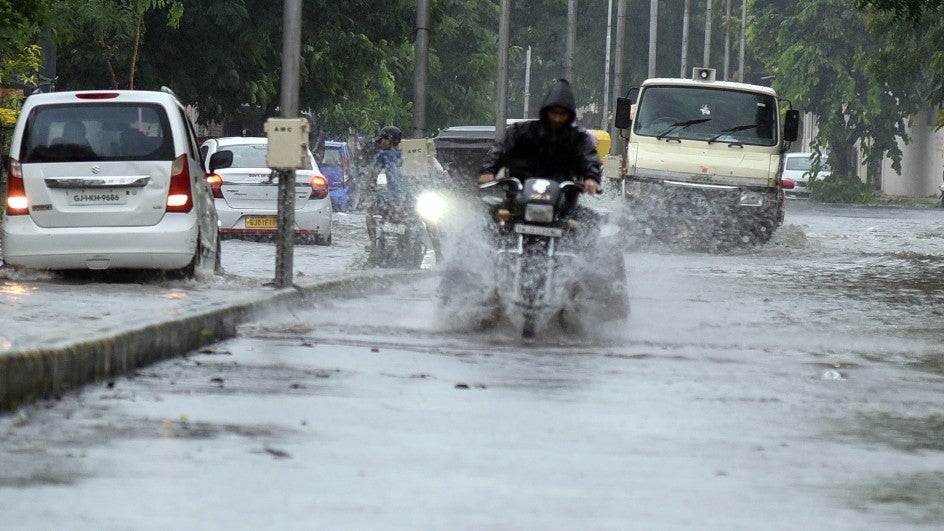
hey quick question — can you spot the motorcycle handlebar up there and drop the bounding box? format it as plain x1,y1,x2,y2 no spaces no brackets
478,177,587,193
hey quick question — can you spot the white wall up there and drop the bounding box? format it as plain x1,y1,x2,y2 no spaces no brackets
880,108,944,198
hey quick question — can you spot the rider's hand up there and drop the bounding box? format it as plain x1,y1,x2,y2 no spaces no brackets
583,178,601,195
478,173,496,184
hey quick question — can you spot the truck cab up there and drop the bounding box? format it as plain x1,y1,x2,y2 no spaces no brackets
614,68,799,246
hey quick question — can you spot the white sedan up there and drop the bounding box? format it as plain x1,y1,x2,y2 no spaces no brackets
201,137,332,245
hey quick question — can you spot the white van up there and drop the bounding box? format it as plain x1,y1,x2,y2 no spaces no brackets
2,89,220,277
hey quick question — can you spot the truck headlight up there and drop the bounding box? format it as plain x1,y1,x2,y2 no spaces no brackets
739,191,764,207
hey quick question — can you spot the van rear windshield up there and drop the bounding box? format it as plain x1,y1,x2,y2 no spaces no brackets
20,103,175,163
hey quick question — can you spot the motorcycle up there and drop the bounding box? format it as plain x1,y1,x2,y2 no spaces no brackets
470,176,629,339
367,172,425,268
371,196,428,269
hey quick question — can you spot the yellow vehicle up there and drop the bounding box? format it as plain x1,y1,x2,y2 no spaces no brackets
614,68,799,245
586,129,610,160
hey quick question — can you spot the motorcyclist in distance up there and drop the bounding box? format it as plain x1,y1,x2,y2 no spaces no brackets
365,125,404,258
477,78,602,198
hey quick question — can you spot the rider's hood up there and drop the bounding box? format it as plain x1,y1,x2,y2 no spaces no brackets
539,79,577,125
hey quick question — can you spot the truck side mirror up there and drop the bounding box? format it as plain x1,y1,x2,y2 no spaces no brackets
614,97,633,130
783,110,799,142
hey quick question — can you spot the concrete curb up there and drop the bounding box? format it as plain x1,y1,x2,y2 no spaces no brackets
0,269,427,411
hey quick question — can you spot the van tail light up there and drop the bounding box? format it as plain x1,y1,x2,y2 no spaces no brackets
309,175,328,199
5,157,28,215
166,154,194,212
206,173,224,198
75,92,120,100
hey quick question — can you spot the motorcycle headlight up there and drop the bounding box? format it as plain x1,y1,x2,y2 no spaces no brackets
524,203,554,223
416,191,447,223
739,191,764,207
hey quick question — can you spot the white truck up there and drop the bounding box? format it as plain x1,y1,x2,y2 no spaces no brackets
613,68,799,246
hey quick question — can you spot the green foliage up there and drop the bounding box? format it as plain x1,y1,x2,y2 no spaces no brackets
50,0,184,89
749,0,929,181
859,3,944,129
809,175,876,204
0,0,49,87
854,0,944,21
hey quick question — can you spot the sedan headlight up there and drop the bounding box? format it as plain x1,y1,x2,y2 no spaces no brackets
524,203,554,223
739,191,765,207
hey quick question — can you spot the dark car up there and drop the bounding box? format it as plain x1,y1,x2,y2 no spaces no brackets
322,140,354,211
432,125,496,185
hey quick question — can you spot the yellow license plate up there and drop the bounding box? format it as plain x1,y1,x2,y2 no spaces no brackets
245,216,277,229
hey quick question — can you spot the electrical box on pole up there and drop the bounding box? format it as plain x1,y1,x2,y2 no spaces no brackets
264,118,310,169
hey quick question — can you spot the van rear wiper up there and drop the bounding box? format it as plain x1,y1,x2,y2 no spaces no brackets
656,118,712,140
707,124,759,144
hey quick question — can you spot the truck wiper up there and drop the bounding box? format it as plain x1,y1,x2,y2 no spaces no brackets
707,124,759,144
655,118,712,140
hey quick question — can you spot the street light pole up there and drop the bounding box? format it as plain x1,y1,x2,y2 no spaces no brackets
523,46,532,119
648,0,658,78
680,0,690,77
565,0,576,81
495,0,510,140
703,0,713,67
601,0,613,130
739,0,747,82
274,0,302,288
610,0,627,155
412,0,430,139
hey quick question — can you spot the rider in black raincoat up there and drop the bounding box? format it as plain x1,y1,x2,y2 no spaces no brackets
477,78,602,194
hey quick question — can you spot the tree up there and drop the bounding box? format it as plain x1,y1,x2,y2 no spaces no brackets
853,0,944,21
855,1,944,129
49,0,183,89
750,0,926,179
0,0,49,88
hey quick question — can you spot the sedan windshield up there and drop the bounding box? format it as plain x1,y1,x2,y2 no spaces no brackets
634,86,778,146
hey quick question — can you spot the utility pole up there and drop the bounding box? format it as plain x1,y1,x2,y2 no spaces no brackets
602,0,613,130
680,0,690,77
739,0,747,82
648,0,658,78
495,0,511,139
412,0,430,139
274,0,302,288
523,46,532,118
723,0,731,80
703,0,713,67
610,0,627,155
565,0,577,81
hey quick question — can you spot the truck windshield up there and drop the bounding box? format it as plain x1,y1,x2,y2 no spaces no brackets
634,86,778,146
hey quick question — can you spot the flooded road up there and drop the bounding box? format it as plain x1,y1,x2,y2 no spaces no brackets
1,199,943,529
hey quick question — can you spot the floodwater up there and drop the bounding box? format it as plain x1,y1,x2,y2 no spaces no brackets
1,198,943,529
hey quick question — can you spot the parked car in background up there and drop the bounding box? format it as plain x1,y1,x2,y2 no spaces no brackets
2,89,220,278
201,137,332,245
322,140,355,211
783,152,831,197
